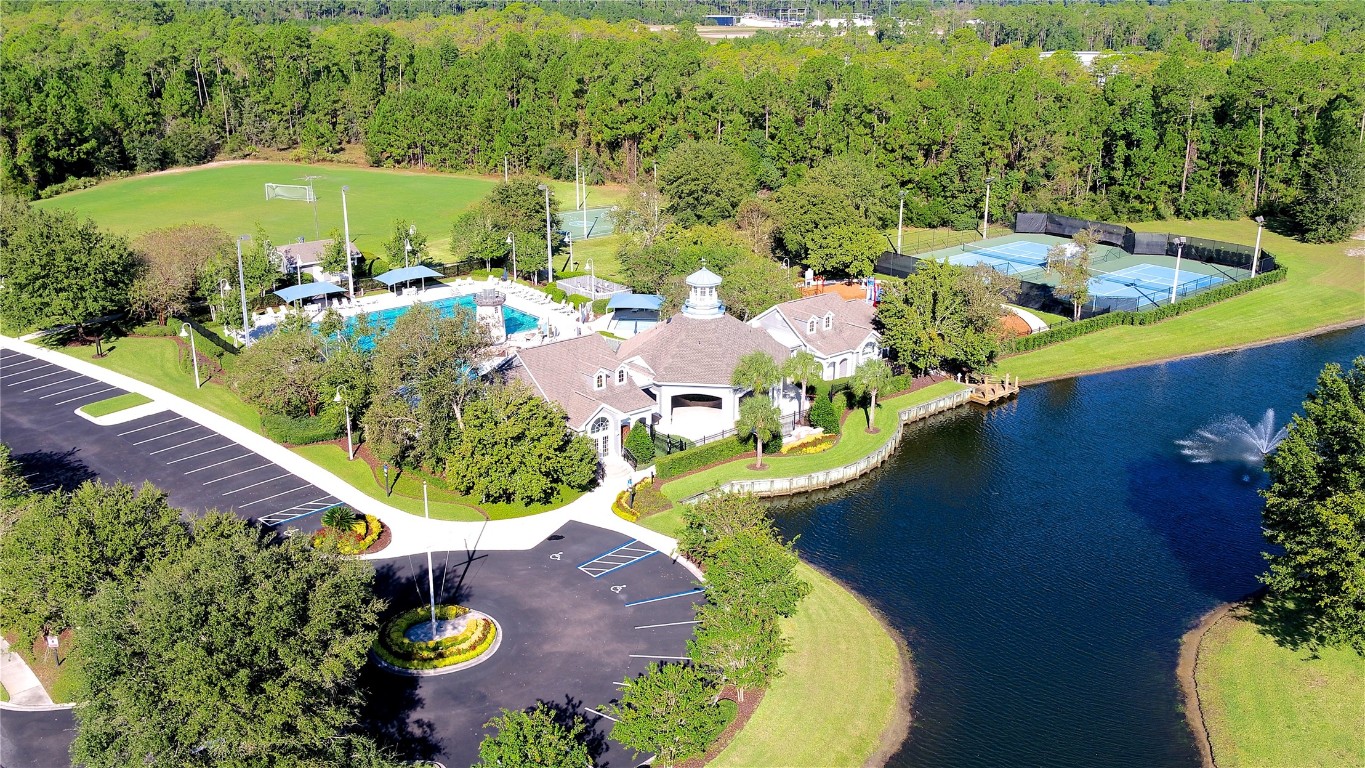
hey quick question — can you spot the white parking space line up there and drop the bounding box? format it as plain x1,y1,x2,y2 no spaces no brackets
7,370,66,386
120,417,184,436
633,620,701,630
582,707,619,723
221,474,292,495
627,654,691,660
237,485,312,508
130,425,198,445
201,465,271,484
165,444,237,464
54,387,117,405
183,454,254,474
0,364,52,380
40,381,104,398
148,435,217,455
22,375,81,392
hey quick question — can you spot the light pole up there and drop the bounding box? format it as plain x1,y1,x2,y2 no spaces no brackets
1252,215,1265,278
424,481,437,638
1169,236,1186,304
537,183,554,284
897,189,907,254
587,256,596,300
235,234,252,347
334,387,353,460
981,176,994,240
341,185,355,300
404,224,414,268
179,323,201,388
506,233,517,283
566,233,575,270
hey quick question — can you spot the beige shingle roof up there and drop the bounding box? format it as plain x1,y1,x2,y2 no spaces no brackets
617,314,790,386
510,335,656,428
769,293,879,357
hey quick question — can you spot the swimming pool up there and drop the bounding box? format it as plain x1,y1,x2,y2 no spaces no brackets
338,294,541,347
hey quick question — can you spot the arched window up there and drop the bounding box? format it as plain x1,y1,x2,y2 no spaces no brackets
594,372,606,390
823,313,833,330
807,318,817,334
616,368,627,384
590,417,610,434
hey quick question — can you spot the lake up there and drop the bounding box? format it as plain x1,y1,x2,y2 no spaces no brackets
770,326,1364,768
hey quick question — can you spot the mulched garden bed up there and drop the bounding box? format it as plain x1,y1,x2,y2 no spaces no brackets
675,686,767,768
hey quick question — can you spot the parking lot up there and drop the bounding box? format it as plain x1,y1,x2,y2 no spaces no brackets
0,349,341,528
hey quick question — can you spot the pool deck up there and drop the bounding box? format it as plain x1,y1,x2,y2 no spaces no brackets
251,276,602,350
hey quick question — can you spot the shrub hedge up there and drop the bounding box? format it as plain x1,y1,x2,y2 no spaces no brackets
261,410,343,445
808,394,840,435
591,298,610,315
1003,267,1287,355
612,490,639,522
624,423,655,465
656,435,783,480
130,321,178,337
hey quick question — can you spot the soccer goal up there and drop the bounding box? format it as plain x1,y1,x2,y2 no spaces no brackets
264,183,317,202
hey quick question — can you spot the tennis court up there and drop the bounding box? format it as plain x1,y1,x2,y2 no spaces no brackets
1088,263,1225,306
560,205,616,239
947,240,1051,276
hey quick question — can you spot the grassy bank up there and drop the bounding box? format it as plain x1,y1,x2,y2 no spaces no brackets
660,380,966,502
710,562,904,767
78,391,153,417
1195,605,1364,768
1004,219,1364,382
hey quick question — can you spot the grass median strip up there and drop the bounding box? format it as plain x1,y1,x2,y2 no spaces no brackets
78,392,152,417
661,380,967,502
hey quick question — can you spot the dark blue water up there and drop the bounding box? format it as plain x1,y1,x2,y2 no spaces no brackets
770,326,1364,768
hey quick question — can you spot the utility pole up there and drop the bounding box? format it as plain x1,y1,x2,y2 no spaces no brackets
235,235,252,347
982,176,994,240
341,186,355,300
537,184,554,284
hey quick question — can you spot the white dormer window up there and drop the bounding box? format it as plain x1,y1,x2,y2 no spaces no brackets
594,372,606,390
807,318,817,334
823,312,833,330
616,368,627,384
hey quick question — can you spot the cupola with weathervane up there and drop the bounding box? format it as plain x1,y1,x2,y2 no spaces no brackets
681,263,724,319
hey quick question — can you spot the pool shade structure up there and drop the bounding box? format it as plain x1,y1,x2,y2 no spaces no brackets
274,281,346,304
375,265,443,294
605,294,665,311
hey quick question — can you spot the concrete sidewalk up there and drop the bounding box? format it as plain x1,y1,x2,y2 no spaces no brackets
0,336,699,579
0,639,55,708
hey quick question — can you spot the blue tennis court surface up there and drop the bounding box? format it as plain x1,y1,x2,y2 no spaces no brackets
947,240,1051,275
1088,264,1225,303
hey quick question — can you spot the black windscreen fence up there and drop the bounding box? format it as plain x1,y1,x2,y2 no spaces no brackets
1013,212,1277,274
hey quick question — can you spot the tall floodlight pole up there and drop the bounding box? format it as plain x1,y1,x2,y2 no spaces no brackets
298,175,322,238
506,233,517,282
537,184,554,284
1169,236,1187,304
424,481,437,638
566,233,575,270
179,323,201,388
897,189,907,254
334,387,353,460
587,256,596,300
1251,216,1265,278
982,176,994,240
575,149,582,210
341,185,355,300
235,235,252,347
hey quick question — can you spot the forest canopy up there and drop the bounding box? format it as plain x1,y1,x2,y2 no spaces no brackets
2,2,1363,237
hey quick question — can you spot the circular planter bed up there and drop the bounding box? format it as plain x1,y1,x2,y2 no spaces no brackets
311,509,386,556
371,605,502,677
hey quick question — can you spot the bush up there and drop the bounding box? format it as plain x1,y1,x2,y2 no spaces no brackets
612,491,639,522
591,298,610,315
624,423,655,465
312,513,382,555
130,322,178,337
567,293,590,308
1002,268,1288,355
38,176,101,199
808,394,841,434
656,435,782,480
261,409,343,445
780,433,837,455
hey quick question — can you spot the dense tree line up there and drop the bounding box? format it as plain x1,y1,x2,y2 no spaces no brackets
4,3,1363,238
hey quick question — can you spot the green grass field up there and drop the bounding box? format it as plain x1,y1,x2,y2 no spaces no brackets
710,562,904,767
78,392,153,417
1004,219,1364,382
661,380,967,502
1196,608,1365,768
34,161,627,263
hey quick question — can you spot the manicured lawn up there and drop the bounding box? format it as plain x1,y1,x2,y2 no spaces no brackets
1004,219,1364,382
1196,607,1365,768
709,562,904,767
34,161,626,264
78,391,152,417
57,336,263,432
569,233,626,283
661,380,968,502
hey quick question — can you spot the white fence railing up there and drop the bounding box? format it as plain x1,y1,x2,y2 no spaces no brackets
681,386,972,504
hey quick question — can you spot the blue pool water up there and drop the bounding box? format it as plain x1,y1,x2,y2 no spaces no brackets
337,294,540,347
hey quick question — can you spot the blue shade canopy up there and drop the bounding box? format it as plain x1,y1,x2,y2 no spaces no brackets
606,293,665,311
274,281,345,303
374,265,442,286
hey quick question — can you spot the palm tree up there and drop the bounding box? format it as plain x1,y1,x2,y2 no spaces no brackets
736,396,783,470
851,358,894,432
731,351,780,397
782,351,822,424
321,505,357,531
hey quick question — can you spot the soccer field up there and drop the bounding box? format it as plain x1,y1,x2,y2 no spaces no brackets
33,161,624,261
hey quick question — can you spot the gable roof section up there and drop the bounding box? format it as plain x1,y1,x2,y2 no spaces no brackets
770,293,880,357
510,334,655,428
617,313,790,387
